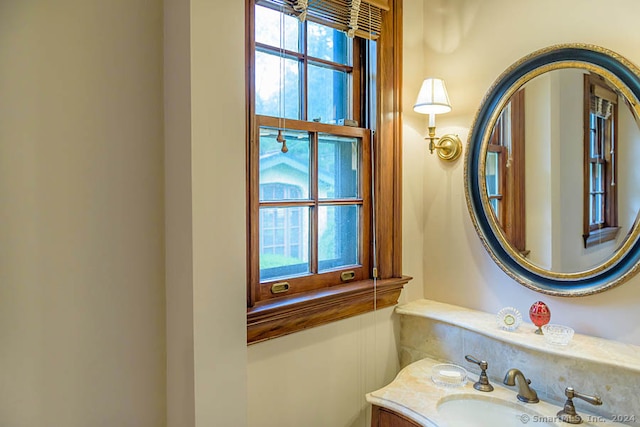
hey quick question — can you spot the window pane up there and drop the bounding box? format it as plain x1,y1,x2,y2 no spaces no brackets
596,163,604,192
485,152,499,197
318,134,359,199
318,205,359,271
259,128,310,200
255,51,300,119
595,194,604,224
307,21,349,65
590,162,603,193
308,65,349,123
490,198,500,218
260,206,310,281
590,114,597,155
255,5,300,52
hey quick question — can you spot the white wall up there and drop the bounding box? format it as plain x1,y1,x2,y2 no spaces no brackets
248,307,400,427
618,92,640,238
165,0,248,426
0,1,165,426
525,73,554,270
164,0,195,425
419,0,640,345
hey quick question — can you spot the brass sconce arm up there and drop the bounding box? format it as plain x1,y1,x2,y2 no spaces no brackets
426,127,462,161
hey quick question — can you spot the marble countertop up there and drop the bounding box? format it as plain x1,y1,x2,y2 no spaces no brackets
366,356,631,427
396,299,640,374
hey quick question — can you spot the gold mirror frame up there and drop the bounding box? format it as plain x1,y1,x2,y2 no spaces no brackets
465,44,640,296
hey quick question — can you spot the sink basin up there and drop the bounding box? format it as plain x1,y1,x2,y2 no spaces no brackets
437,394,556,427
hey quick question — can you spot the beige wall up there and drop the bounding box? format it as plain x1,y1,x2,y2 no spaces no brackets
0,1,165,426
2,0,421,426
418,0,640,345
9,1,640,426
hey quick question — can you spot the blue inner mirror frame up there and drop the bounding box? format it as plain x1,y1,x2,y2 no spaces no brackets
465,44,640,296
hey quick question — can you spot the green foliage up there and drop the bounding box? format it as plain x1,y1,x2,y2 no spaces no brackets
260,253,303,269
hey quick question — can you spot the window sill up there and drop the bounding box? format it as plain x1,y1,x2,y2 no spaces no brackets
583,226,620,248
247,276,412,344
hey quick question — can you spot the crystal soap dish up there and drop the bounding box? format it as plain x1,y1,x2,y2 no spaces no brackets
496,307,522,331
542,324,575,345
431,364,468,388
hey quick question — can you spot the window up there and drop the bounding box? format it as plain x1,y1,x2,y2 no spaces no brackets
246,0,408,343
583,74,619,248
486,89,527,255
254,121,371,293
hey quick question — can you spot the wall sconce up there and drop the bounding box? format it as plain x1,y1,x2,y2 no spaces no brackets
413,77,462,161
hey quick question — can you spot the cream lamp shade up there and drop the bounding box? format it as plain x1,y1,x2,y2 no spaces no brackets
413,78,452,115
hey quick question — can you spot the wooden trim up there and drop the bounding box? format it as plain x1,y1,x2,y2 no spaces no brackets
583,74,590,244
257,115,370,136
391,0,403,277
256,42,355,73
302,20,309,121
246,0,258,307
509,89,526,252
610,99,619,226
310,131,318,272
376,0,403,279
365,0,390,11
247,276,411,344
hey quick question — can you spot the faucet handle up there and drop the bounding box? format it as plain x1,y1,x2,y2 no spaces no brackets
557,387,603,424
465,355,488,370
568,387,603,406
464,355,494,392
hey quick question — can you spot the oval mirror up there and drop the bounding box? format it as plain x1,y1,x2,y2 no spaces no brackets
465,44,640,296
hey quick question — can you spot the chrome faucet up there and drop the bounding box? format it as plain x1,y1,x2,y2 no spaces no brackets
503,368,539,403
557,387,603,424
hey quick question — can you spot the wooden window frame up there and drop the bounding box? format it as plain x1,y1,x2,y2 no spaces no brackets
582,74,619,248
245,0,409,344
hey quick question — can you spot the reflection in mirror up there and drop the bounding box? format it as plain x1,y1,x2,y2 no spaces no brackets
486,90,526,257
484,68,640,274
466,44,640,295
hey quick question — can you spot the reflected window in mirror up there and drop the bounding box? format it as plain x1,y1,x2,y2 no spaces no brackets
485,146,505,220
487,89,528,256
583,74,620,248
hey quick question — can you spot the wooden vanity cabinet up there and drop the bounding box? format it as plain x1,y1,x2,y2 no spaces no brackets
371,405,422,427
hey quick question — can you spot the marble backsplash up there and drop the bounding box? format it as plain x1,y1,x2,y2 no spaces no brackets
397,300,640,425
